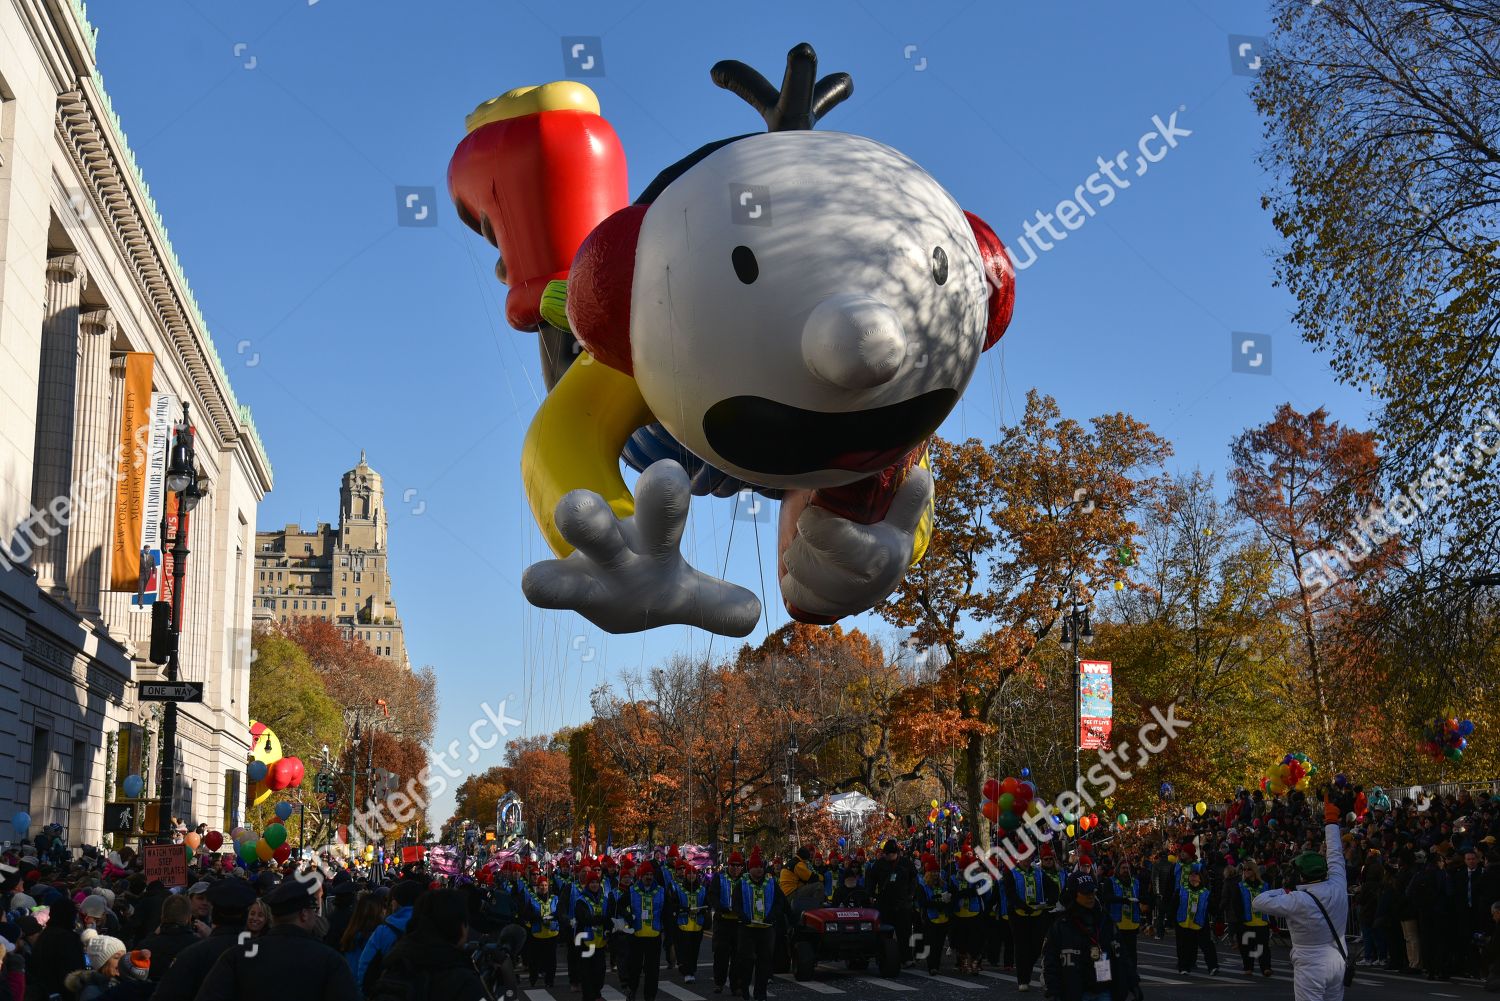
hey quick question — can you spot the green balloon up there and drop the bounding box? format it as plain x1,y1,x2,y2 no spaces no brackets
1445,746,1463,761
999,812,1023,832
998,793,1015,813
263,823,287,849
1118,813,1128,825
237,840,258,864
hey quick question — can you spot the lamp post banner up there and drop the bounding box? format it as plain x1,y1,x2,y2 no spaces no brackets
129,392,176,606
109,354,154,590
1079,658,1113,750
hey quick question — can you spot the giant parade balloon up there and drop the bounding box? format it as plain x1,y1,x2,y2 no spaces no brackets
248,721,282,806
449,43,1016,638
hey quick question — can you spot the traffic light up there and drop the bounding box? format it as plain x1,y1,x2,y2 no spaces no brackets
148,602,172,664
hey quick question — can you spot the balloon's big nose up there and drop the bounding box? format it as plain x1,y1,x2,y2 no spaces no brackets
801,293,908,389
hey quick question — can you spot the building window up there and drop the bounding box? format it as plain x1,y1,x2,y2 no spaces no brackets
28,726,51,818
340,603,346,612
354,572,362,583
70,739,88,807
281,599,287,609
321,600,327,610
341,587,346,597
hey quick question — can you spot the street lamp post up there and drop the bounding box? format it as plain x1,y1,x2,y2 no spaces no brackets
157,404,206,841
786,735,800,848
727,742,739,854
349,718,361,850
1059,594,1094,803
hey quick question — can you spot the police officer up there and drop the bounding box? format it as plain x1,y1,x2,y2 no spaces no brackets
196,876,360,1001
1042,874,1125,1001
151,879,257,1001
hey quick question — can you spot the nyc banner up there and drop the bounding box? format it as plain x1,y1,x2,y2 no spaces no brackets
1079,659,1113,750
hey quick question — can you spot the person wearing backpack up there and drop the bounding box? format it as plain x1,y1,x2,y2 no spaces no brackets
366,890,485,1001
356,880,424,993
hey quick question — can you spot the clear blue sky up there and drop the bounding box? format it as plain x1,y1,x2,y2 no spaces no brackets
90,0,1370,827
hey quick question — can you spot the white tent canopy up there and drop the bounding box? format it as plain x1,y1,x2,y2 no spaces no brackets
805,791,882,831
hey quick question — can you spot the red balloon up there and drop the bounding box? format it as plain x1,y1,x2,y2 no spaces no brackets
1000,777,1020,796
267,758,296,791
273,844,291,863
981,800,1000,822
204,831,224,851
982,779,1001,801
1015,785,1034,805
282,756,306,788
447,93,629,332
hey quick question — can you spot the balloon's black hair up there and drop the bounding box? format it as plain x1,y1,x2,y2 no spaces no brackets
635,43,854,206
711,42,853,132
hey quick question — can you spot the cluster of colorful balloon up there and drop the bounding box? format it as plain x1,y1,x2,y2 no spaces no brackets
1261,751,1316,796
1421,717,1474,762
925,799,962,825
227,823,292,865
1067,812,1102,837
981,776,1039,832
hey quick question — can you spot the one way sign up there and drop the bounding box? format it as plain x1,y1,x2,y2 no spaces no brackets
139,681,204,702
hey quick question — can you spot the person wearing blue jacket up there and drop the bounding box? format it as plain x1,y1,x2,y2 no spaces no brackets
737,851,784,1001
356,880,423,990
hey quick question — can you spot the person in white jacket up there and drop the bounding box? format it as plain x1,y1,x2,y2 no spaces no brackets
1251,799,1348,1001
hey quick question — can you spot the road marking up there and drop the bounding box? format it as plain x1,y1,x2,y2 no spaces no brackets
860,976,917,992
525,992,556,1001
910,972,985,990
602,988,627,1001
657,985,704,1001
775,974,845,994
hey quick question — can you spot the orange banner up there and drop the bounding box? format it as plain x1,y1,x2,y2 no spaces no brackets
109,353,154,590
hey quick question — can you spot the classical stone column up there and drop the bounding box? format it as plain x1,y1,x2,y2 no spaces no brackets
29,253,87,596
66,307,117,615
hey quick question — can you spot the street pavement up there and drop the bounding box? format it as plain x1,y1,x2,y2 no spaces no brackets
520,933,1492,1001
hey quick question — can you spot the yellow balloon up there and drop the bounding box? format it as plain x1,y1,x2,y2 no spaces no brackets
1195,801,1206,816
365,845,375,859
249,721,283,807
931,799,940,809
255,839,274,861
1066,824,1076,837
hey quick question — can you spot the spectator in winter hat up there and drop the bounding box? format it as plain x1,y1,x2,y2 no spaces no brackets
65,934,132,1001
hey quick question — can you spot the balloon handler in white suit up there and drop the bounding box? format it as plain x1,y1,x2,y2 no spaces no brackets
1250,798,1349,1001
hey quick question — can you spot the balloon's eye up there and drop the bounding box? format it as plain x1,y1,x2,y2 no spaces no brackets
931,246,949,286
732,245,759,284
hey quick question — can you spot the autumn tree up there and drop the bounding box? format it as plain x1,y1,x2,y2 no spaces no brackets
1230,404,1400,772
569,722,610,846
503,734,574,845
589,680,682,845
248,628,344,762
1096,472,1285,812
1254,0,1500,582
277,618,437,747
883,391,1171,840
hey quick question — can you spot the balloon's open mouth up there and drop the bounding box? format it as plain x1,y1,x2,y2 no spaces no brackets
702,389,957,477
